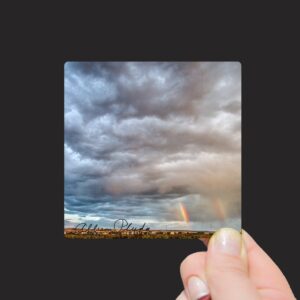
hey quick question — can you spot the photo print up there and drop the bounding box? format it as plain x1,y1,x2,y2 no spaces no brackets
64,62,241,239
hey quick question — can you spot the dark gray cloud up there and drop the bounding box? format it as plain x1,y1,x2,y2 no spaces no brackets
64,62,241,230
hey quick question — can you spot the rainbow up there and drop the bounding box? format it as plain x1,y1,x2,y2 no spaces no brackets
213,198,226,221
179,202,190,223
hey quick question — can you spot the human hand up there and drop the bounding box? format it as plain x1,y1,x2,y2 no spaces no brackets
177,228,295,300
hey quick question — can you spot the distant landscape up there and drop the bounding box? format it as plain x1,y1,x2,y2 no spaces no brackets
64,228,213,240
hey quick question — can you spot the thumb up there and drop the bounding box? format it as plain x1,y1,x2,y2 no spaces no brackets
205,228,260,300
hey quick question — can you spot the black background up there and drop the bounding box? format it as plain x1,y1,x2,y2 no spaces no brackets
5,3,299,299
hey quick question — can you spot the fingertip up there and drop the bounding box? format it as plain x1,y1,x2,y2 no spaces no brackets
180,252,207,280
208,228,242,256
180,252,208,299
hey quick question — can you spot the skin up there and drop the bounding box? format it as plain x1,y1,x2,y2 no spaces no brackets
178,229,295,300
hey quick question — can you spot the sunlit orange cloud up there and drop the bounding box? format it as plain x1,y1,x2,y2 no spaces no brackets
213,198,226,221
179,202,190,223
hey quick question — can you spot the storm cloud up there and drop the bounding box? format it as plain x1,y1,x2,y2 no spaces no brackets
64,62,241,231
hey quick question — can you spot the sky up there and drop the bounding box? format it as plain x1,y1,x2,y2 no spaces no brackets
64,62,241,231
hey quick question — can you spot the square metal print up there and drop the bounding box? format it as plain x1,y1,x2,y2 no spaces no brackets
64,62,241,239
